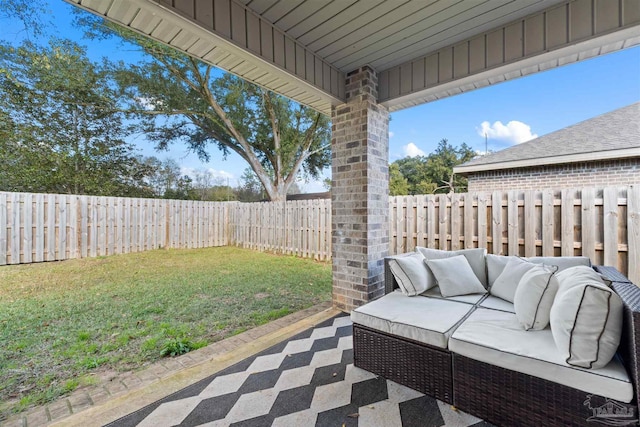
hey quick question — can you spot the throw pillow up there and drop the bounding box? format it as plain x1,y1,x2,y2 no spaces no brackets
490,257,536,302
513,264,559,330
388,252,432,296
416,247,488,288
486,254,519,288
426,255,487,298
550,272,623,369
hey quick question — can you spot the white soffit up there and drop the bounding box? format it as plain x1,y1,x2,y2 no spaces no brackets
68,0,345,115
68,0,640,114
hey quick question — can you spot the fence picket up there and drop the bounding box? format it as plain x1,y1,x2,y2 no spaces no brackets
507,190,518,256
439,194,448,250
451,194,460,251
0,193,6,265
581,188,596,261
523,190,536,257
477,192,487,250
10,193,20,263
627,185,639,284
603,187,619,269
47,194,56,261
542,189,554,257
491,192,502,255
23,194,33,263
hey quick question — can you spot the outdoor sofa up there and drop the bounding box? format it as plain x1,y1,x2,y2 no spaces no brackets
351,248,640,427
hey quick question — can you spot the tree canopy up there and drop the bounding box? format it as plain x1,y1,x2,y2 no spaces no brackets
81,17,331,201
390,139,476,195
0,39,153,196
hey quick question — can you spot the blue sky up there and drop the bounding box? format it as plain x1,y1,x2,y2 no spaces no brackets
4,1,640,192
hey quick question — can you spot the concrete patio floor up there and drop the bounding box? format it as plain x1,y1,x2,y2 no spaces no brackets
1,302,336,427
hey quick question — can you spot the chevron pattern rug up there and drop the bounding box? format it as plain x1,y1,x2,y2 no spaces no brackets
107,314,492,427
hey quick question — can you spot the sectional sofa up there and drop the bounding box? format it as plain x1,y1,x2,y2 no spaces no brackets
351,248,640,427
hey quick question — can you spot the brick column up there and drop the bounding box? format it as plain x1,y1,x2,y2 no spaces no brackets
331,66,389,312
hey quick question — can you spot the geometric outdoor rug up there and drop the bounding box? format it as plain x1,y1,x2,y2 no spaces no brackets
106,314,494,427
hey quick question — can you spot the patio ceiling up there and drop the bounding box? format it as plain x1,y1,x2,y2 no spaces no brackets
68,0,640,114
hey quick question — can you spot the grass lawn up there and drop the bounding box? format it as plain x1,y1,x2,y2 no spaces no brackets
0,246,331,417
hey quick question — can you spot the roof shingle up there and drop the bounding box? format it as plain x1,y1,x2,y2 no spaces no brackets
456,102,640,173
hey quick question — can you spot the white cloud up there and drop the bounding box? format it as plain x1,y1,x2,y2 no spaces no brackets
403,142,425,157
181,167,234,181
389,131,395,138
477,120,538,144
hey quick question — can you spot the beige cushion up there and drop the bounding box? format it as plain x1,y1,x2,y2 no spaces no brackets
514,264,560,330
416,247,487,288
426,255,487,298
486,254,591,288
388,252,431,296
490,257,536,303
449,308,633,403
350,291,475,349
551,274,623,369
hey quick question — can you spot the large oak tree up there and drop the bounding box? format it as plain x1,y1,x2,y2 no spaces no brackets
83,17,331,201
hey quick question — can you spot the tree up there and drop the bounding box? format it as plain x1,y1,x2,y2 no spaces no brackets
141,157,198,199
391,139,476,195
426,139,476,192
0,0,50,38
235,168,265,202
80,17,331,201
389,163,409,196
0,39,152,196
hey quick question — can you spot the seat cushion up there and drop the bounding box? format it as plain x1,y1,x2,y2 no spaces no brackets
449,308,633,402
421,287,485,305
416,247,487,288
479,295,515,313
351,291,475,349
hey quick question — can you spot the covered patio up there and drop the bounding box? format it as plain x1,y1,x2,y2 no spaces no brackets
68,0,640,313
11,1,637,426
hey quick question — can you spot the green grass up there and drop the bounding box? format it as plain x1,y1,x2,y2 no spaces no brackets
0,247,331,418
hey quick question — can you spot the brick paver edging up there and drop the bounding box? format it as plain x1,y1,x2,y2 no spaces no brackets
2,301,334,427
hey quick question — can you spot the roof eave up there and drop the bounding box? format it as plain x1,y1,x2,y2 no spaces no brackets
454,147,640,175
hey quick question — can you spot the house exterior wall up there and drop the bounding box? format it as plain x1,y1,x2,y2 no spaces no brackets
466,159,640,192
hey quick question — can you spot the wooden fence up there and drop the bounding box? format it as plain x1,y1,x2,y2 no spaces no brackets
229,199,332,260
390,185,639,284
0,193,229,264
1,185,638,283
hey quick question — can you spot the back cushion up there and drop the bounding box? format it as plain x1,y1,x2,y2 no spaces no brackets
527,256,591,271
550,267,623,369
486,255,591,288
416,247,487,288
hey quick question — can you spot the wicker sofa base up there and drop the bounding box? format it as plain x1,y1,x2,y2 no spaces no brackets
453,354,638,427
352,324,453,403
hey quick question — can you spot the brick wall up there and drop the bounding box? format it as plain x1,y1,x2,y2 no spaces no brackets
466,159,640,192
331,66,389,312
